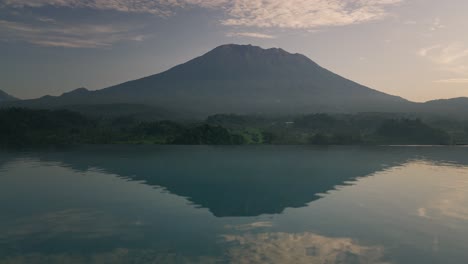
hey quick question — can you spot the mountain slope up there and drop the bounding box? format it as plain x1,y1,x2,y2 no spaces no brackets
96,44,411,114
0,90,18,102
420,97,468,117
7,44,413,115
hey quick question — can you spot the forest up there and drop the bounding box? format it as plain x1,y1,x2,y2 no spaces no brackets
0,107,465,148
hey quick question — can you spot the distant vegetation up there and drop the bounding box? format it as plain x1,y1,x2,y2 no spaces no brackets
1,108,466,148
0,108,243,147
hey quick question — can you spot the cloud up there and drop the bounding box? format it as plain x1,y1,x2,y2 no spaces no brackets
3,0,402,29
1,0,229,16
0,0,403,48
419,43,468,65
434,78,468,84
419,43,468,79
226,32,276,39
182,0,229,9
221,0,402,29
430,17,444,31
403,20,417,25
2,0,173,16
0,19,151,48
418,45,441,57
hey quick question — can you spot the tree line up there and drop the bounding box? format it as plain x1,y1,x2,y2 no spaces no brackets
0,108,461,148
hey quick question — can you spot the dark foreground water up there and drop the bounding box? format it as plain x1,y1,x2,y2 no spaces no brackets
1,146,468,264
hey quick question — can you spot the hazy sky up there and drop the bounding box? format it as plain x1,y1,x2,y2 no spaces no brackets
0,0,467,102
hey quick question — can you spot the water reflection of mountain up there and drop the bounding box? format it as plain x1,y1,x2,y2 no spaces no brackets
2,146,468,217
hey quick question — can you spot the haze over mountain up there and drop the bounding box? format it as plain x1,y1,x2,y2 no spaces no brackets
3,44,468,117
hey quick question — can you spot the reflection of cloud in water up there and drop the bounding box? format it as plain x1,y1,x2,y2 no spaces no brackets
416,164,468,222
0,209,140,241
221,232,389,264
432,188,468,221
417,207,428,218
0,248,218,264
0,232,387,264
225,221,273,231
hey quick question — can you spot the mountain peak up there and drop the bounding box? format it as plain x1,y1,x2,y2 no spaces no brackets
208,44,306,61
155,44,319,81
212,44,288,54
62,87,90,97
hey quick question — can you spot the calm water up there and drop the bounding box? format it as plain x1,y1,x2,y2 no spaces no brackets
1,146,468,263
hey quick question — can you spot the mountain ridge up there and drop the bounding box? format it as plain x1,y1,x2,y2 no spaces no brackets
0,89,18,102
3,44,467,117
90,44,412,114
